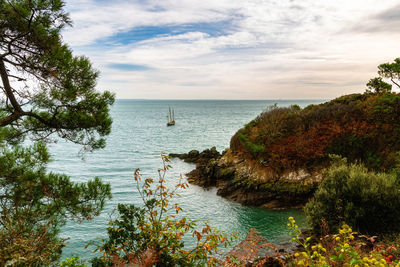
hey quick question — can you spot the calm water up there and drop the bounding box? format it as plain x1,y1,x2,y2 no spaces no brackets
47,99,324,261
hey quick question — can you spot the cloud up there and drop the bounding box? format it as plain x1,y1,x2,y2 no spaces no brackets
63,0,240,46
62,0,400,99
349,3,400,34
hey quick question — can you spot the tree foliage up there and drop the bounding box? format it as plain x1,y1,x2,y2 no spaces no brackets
0,0,114,149
366,77,392,93
378,58,400,89
0,0,114,265
366,58,400,93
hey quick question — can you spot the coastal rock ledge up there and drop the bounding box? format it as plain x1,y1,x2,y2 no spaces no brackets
170,147,322,210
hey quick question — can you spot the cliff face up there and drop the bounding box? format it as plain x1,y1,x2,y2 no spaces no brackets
172,92,400,209
173,148,320,209
213,149,321,209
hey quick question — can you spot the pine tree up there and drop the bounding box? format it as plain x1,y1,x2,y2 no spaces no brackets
0,1,114,265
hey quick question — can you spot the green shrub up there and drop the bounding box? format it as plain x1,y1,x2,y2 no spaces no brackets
237,132,265,157
60,257,87,267
305,159,400,234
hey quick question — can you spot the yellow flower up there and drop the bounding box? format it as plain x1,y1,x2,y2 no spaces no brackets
288,216,294,220
335,236,340,241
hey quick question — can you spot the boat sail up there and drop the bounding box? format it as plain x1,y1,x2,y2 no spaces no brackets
167,107,175,126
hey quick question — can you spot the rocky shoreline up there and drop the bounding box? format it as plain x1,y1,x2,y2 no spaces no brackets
170,147,316,265
170,147,322,210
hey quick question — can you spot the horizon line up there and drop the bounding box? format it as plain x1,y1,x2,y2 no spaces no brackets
114,98,329,101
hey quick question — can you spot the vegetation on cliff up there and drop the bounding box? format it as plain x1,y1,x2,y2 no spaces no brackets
231,60,400,176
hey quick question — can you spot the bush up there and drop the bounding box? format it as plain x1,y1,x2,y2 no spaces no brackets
92,154,235,266
288,217,400,266
236,132,265,157
60,257,87,267
304,159,400,234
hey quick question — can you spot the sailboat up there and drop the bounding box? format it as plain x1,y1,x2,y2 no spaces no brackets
167,107,175,126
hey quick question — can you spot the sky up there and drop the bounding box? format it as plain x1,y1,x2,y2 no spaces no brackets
62,0,400,100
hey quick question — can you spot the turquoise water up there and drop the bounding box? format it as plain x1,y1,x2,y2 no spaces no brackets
47,99,324,261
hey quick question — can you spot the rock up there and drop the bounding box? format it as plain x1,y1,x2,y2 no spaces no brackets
169,148,221,164
173,147,320,209
199,146,220,159
187,149,199,158
225,228,289,267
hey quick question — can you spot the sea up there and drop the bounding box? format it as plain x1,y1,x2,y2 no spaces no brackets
47,99,325,262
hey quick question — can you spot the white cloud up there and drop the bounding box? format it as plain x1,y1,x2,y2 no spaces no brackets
63,0,237,46
63,0,400,99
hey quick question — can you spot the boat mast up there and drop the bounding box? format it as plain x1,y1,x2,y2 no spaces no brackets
172,109,175,121
169,107,172,122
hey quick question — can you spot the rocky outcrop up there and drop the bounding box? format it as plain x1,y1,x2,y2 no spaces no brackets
225,228,295,266
170,148,322,210
169,146,220,164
